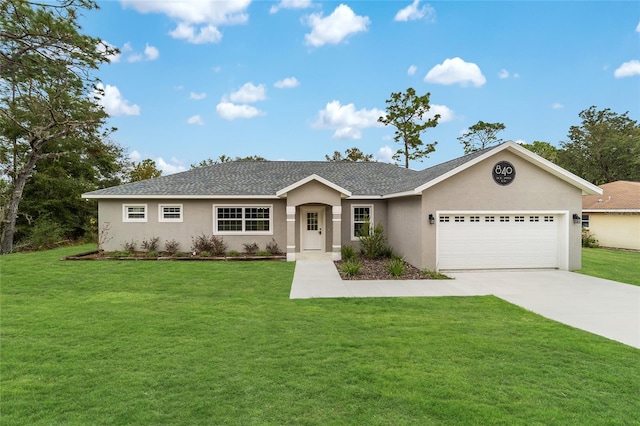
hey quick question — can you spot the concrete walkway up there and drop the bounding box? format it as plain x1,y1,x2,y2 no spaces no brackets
290,261,640,349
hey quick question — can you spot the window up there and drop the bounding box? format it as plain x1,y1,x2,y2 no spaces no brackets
159,204,183,222
515,216,525,222
439,216,450,223
352,205,373,239
123,204,147,222
470,216,480,223
500,216,510,222
529,216,539,222
544,216,554,222
582,214,590,228
214,205,272,234
485,216,495,222
454,216,465,222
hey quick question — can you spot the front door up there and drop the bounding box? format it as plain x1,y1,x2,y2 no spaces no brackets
301,207,325,251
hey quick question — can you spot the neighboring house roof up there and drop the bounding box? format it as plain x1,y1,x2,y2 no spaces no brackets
582,181,640,212
83,141,601,199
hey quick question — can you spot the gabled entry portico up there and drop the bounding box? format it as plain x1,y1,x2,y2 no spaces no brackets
276,174,351,261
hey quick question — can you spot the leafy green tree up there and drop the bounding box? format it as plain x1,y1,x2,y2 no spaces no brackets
128,158,162,182
378,87,439,168
15,136,127,246
190,155,267,168
520,141,559,163
457,120,506,154
557,106,640,184
325,147,374,162
0,0,118,253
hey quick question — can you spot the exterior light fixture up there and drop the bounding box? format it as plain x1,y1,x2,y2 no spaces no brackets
572,214,581,224
428,214,435,225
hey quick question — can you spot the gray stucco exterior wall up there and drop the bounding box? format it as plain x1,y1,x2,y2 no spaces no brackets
98,199,287,254
419,151,583,270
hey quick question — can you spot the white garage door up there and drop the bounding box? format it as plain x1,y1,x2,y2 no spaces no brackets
437,213,561,270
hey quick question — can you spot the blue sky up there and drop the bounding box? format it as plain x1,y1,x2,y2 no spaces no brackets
83,1,640,174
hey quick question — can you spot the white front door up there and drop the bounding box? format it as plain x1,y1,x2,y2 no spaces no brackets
301,207,325,251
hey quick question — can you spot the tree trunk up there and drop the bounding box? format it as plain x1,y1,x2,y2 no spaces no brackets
0,150,39,254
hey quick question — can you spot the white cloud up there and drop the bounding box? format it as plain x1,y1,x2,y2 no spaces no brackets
514,139,526,145
428,104,455,122
313,100,384,140
304,4,370,47
93,83,140,116
377,146,395,163
190,92,207,100
424,57,486,87
614,60,640,78
122,42,133,52
270,0,312,14
407,65,417,76
216,102,265,120
156,157,186,175
394,0,436,22
169,22,223,44
187,114,204,125
551,102,564,109
122,0,250,44
498,69,509,79
274,77,300,89
144,43,159,60
129,150,141,161
229,82,267,103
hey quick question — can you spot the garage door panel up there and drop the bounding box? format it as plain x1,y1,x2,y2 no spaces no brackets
437,214,560,270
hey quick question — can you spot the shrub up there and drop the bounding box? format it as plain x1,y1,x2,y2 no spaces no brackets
341,244,357,262
141,236,160,252
421,269,452,280
111,251,131,258
210,235,227,256
243,242,259,255
582,228,599,248
226,250,240,257
164,239,180,255
123,240,137,254
145,251,159,258
199,251,212,258
256,251,271,257
386,257,405,277
191,234,227,256
265,239,282,255
23,216,65,251
359,221,390,259
341,260,362,276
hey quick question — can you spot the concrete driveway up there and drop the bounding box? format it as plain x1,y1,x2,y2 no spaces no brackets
290,261,640,349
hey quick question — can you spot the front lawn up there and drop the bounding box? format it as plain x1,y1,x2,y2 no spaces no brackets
579,247,640,286
2,245,639,425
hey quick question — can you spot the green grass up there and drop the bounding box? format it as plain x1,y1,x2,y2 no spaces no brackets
2,245,639,425
579,247,640,286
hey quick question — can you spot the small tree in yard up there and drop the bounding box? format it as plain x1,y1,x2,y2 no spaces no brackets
378,88,440,168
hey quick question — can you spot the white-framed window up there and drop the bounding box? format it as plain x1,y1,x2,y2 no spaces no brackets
439,216,450,223
159,204,183,222
351,205,373,240
214,205,272,235
123,204,147,222
582,214,590,228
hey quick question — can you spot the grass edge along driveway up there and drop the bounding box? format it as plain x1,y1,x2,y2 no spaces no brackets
578,247,640,286
1,245,639,425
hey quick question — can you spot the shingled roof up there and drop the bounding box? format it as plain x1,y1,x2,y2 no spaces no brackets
582,181,640,211
83,146,494,198
85,141,602,199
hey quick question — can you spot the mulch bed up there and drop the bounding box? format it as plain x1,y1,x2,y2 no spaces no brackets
334,256,427,280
